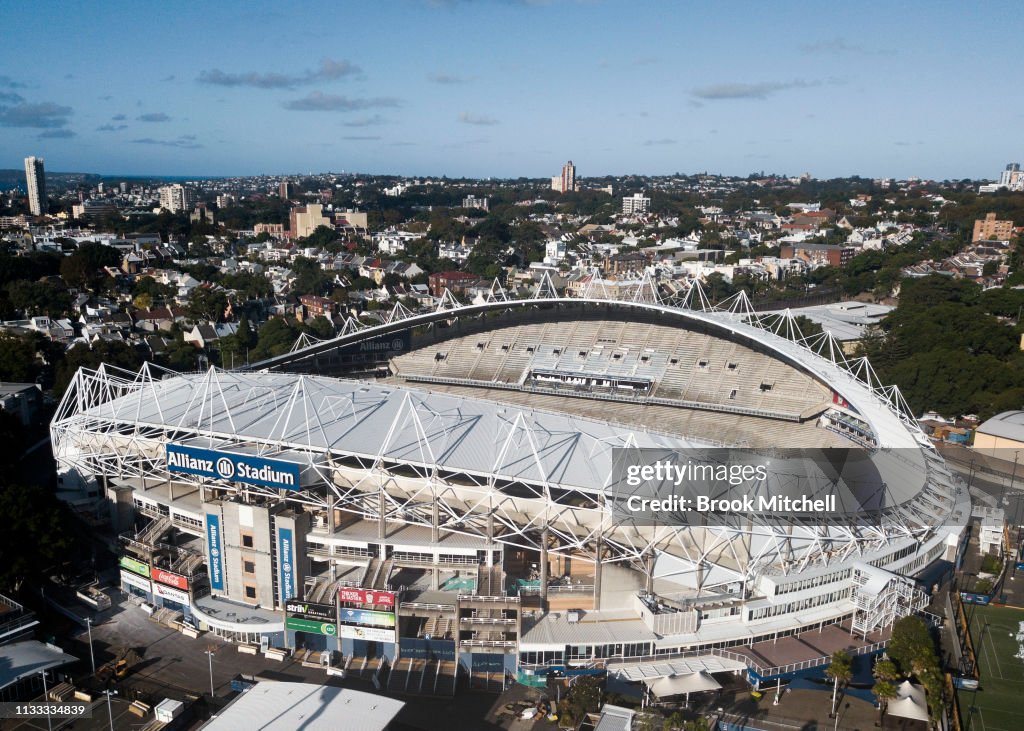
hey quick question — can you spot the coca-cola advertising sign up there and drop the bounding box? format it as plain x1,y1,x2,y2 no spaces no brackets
338,587,395,608
152,568,189,591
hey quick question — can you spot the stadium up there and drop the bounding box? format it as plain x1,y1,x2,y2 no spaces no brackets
50,278,969,694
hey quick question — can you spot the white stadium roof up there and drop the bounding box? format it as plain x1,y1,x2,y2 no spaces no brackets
79,369,709,495
72,366,942,509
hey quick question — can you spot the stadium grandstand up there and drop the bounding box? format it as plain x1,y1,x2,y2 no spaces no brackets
50,276,969,693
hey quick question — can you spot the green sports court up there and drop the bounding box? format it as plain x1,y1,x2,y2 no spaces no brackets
960,604,1024,731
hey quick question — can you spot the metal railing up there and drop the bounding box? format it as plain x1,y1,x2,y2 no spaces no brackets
459,639,517,648
401,601,457,612
458,594,520,603
400,373,804,423
604,637,890,679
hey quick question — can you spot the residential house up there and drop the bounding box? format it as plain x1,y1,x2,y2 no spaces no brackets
427,270,479,297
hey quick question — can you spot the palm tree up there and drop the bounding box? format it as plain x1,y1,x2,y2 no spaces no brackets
872,654,900,725
825,650,853,717
873,679,897,724
873,656,899,683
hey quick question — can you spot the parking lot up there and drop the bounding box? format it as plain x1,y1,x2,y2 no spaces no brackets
11,594,530,730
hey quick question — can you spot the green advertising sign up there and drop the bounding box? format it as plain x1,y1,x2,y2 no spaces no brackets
285,616,338,636
119,556,151,578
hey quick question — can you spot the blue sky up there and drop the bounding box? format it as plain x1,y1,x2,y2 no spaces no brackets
0,1,1020,180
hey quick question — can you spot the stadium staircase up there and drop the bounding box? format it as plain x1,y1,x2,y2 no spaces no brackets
136,516,172,546
479,565,505,596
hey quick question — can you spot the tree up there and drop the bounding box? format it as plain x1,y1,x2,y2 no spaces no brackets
0,480,82,592
161,337,201,371
871,654,900,723
236,313,255,349
250,317,298,361
873,656,899,683
188,287,229,323
59,242,121,290
630,712,662,731
662,711,686,731
872,679,897,724
7,279,70,317
54,341,144,397
291,256,332,296
825,649,853,716
888,616,933,677
302,315,335,340
557,675,602,723
302,224,340,249
0,333,43,383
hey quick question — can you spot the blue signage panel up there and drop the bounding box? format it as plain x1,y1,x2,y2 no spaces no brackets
206,513,224,591
278,527,295,605
339,608,397,627
167,443,301,491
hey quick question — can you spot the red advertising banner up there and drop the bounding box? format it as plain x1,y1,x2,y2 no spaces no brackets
152,568,189,591
338,587,395,607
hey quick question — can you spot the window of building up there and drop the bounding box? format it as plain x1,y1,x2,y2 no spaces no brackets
243,560,255,574
241,532,254,548
244,585,256,599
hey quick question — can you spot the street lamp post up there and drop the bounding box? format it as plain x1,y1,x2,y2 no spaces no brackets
86,617,96,674
1002,452,1020,505
40,670,52,731
205,649,216,697
103,689,117,731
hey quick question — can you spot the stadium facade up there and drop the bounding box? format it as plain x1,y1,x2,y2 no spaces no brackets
51,279,969,688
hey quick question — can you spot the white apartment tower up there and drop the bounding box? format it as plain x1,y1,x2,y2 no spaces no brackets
622,192,651,215
999,163,1024,191
551,160,576,193
24,156,46,216
158,184,195,213
462,194,489,211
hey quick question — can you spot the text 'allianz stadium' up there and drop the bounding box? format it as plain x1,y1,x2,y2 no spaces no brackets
51,284,968,683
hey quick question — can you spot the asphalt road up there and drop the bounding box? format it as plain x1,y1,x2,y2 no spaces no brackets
52,595,518,730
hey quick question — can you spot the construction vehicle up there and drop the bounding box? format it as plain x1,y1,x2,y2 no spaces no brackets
96,647,141,685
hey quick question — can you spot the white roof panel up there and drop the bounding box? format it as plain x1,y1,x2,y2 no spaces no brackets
201,682,403,731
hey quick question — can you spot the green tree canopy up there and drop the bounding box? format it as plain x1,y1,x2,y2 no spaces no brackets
250,317,298,360
0,480,81,592
54,341,145,397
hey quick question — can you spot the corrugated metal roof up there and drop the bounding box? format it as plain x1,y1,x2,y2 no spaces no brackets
201,682,403,731
0,640,77,691
977,410,1024,443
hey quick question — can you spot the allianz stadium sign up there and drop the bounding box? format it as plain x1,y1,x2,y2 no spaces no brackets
166,443,301,490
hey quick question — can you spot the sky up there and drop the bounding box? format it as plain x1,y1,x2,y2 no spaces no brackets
0,0,1021,181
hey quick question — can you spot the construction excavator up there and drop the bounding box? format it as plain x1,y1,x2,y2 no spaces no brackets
95,647,141,685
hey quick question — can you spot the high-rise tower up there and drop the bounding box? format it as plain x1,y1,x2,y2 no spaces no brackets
551,160,576,193
24,156,46,216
